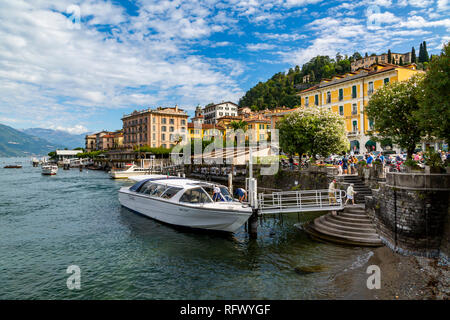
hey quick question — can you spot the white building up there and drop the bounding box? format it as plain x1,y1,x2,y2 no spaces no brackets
203,102,239,124
55,150,82,161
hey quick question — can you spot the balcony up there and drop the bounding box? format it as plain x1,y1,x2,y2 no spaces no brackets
347,130,360,136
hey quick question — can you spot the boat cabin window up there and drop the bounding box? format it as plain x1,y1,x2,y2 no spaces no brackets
179,188,212,204
202,185,233,202
152,185,168,197
160,187,182,199
142,183,158,195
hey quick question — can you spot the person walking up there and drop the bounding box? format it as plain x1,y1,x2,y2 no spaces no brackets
289,155,294,171
345,183,357,206
342,155,348,174
328,179,337,204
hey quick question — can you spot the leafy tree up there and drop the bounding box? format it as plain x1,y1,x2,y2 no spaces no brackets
276,106,348,158
366,74,425,159
229,120,248,131
416,41,450,143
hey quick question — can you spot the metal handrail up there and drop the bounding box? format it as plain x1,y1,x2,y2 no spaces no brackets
258,189,346,214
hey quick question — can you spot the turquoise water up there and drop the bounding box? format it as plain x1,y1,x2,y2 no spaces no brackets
0,158,371,299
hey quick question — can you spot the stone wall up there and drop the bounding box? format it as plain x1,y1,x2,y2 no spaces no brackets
366,172,450,259
256,167,330,191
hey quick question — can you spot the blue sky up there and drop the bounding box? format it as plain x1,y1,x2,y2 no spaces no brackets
0,0,449,134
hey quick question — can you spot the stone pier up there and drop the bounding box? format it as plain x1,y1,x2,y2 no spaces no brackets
366,172,450,260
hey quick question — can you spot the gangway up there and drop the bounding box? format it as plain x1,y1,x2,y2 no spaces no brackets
257,189,346,214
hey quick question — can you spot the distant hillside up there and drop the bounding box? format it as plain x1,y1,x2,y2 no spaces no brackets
238,54,354,110
0,124,64,157
22,128,87,149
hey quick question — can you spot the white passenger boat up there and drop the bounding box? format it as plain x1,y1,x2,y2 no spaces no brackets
110,164,152,179
118,176,252,232
42,164,58,175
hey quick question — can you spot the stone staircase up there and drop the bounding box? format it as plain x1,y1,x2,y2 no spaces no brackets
339,175,372,204
302,204,383,247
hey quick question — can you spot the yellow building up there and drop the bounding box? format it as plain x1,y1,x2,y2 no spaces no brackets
113,130,124,149
188,123,225,141
216,115,271,142
294,63,420,153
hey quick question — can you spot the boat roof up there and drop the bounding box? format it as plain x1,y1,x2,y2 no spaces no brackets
130,175,225,189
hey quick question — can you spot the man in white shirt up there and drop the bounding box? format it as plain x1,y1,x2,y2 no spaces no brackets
328,179,337,204
345,183,356,206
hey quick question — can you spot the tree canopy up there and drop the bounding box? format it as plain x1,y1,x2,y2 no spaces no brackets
276,106,348,158
366,74,425,159
417,41,450,143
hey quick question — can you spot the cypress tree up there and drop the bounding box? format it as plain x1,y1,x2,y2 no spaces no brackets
399,57,403,65
387,49,392,63
423,41,429,62
419,43,424,63
411,46,416,63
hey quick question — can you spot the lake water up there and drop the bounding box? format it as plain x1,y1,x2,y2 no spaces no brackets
0,158,372,299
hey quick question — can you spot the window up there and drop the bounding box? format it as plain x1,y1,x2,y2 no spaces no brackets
352,103,357,115
326,91,331,103
352,85,357,98
384,77,389,84
161,187,182,199
181,120,186,125
339,106,344,116
169,119,174,124
152,133,156,140
179,188,212,203
339,89,343,101
162,126,167,132
162,118,167,124
314,94,319,106
153,118,156,123
352,120,358,131
162,133,166,140
305,97,309,107
368,82,374,95
260,134,265,140
169,126,174,132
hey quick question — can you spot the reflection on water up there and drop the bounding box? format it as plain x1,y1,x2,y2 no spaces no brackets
0,158,370,299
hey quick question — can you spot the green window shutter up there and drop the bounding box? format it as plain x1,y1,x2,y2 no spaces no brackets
352,86,357,98
384,77,389,84
339,89,343,100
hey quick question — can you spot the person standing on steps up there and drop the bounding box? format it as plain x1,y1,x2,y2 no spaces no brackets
345,183,356,206
328,179,337,204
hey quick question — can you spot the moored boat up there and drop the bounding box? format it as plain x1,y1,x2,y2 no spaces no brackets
4,164,22,168
118,175,252,232
110,163,152,179
42,164,58,175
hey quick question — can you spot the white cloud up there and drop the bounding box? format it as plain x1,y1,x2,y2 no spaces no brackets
50,124,89,134
246,43,277,51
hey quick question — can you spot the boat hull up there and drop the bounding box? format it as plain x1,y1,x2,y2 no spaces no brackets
118,189,251,233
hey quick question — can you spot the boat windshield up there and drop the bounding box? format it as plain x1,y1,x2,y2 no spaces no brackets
134,181,181,200
202,185,233,202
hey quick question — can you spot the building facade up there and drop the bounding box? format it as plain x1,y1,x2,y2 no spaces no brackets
203,102,239,124
122,106,188,149
274,63,420,153
351,52,412,71
85,134,96,152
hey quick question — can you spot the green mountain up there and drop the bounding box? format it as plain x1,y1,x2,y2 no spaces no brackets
22,128,87,149
0,124,64,157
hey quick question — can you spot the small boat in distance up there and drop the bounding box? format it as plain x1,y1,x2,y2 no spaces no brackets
118,175,252,232
4,164,22,168
42,164,58,175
